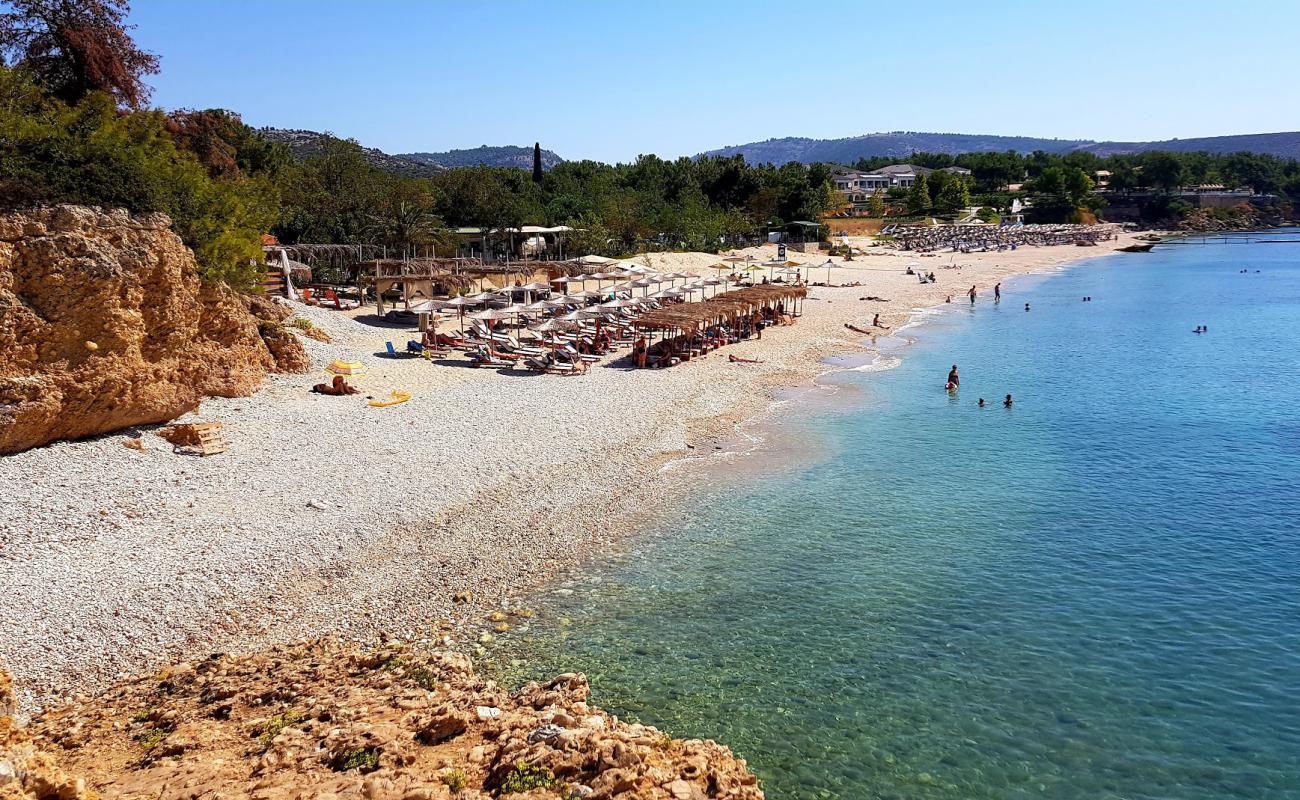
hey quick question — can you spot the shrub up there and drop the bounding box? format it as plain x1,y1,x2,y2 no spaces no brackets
497,761,559,794
441,768,468,794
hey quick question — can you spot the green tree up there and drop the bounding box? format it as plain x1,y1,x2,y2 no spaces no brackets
1141,152,1187,192
0,65,276,288
0,0,159,108
935,176,971,214
867,191,885,218
906,174,931,214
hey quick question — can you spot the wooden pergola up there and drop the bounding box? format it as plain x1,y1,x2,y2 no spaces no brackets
635,284,807,352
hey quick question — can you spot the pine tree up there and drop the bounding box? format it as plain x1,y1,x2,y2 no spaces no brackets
867,191,886,218
907,174,931,214
532,142,543,184
0,0,160,108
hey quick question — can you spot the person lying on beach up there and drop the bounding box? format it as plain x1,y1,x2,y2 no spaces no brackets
858,296,890,302
845,323,872,335
312,375,359,396
729,354,761,364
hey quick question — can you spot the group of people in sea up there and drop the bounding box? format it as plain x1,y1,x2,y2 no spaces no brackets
890,224,1116,254
946,364,1013,407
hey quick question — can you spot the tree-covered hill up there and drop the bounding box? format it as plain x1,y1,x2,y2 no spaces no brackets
401,144,564,170
258,128,444,178
700,130,1300,165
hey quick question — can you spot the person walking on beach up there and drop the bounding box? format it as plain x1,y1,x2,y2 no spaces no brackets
968,285,977,305
947,364,960,389
994,283,1001,303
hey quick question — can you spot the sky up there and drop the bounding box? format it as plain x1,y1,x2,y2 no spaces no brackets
128,0,1300,164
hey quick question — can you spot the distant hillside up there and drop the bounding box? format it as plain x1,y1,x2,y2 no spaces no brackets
699,130,1300,164
1078,132,1300,159
400,145,565,170
258,128,444,178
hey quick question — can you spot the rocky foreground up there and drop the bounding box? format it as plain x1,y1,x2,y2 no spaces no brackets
0,640,761,800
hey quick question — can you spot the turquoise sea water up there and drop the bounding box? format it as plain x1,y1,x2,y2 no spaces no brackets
496,233,1300,799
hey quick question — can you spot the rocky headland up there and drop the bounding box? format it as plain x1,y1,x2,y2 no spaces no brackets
0,205,307,455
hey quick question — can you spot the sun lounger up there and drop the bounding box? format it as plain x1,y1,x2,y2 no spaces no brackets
559,344,600,364
467,347,513,368
523,356,580,375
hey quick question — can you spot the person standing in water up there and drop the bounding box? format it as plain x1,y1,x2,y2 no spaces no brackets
947,364,960,389
1003,394,1014,408
968,285,977,305
994,283,1001,303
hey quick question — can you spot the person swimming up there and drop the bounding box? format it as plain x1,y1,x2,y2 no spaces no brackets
1024,303,1031,311
978,398,986,408
1003,394,1013,408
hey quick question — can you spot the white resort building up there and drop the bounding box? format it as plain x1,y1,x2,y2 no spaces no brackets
833,163,972,208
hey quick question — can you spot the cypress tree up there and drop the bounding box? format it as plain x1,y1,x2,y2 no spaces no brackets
532,142,543,183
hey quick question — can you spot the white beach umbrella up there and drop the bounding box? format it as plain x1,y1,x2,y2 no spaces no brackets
433,295,481,334
820,258,840,286
468,307,517,321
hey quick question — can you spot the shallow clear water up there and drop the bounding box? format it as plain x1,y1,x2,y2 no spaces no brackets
496,234,1300,799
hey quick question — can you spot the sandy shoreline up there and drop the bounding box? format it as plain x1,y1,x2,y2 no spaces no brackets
0,229,1151,712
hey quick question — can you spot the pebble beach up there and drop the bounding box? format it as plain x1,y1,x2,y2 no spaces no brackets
0,232,1147,713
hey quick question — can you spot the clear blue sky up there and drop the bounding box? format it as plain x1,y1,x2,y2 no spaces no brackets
129,0,1299,163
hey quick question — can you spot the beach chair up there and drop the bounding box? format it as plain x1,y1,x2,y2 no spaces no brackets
467,347,513,368
559,344,600,364
386,341,419,359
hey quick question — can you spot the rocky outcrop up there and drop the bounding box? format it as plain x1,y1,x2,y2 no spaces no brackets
1,663,92,800
0,206,309,454
1173,205,1288,232
23,640,761,799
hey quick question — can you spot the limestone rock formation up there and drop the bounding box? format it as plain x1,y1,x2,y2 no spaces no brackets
26,640,763,799
0,205,308,454
1,664,92,800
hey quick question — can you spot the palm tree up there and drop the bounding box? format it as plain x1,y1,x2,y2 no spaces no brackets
372,202,441,258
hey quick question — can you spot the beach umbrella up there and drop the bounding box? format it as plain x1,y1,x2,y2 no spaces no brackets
469,306,522,346
434,295,481,335
467,307,517,320
467,291,502,306
821,258,839,286
760,258,786,282
529,317,577,352
326,359,365,377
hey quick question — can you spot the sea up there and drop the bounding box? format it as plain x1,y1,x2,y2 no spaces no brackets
493,231,1300,799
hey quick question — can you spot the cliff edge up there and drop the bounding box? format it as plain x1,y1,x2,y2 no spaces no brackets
0,206,307,454
4,640,761,800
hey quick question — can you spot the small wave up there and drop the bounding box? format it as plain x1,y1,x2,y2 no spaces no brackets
847,353,903,373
